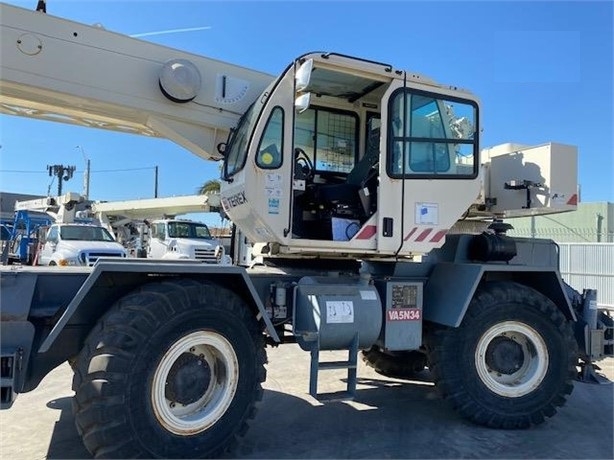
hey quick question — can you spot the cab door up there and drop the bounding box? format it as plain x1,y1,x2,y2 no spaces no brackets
147,223,166,259
377,78,480,255
38,225,58,265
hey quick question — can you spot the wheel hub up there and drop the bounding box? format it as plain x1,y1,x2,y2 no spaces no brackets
164,352,211,405
485,336,524,375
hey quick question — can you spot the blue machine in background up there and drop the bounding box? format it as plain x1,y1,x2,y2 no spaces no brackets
0,210,53,265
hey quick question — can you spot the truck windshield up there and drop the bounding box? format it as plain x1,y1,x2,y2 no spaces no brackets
168,222,213,239
224,103,259,177
60,225,116,242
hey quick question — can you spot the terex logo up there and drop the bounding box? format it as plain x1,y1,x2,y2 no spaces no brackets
222,191,247,211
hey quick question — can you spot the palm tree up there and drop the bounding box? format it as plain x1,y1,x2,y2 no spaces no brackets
198,179,220,195
197,179,228,231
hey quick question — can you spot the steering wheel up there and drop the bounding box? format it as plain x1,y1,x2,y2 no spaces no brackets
294,147,314,180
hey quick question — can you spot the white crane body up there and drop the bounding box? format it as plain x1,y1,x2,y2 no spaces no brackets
1,4,610,459
0,4,577,260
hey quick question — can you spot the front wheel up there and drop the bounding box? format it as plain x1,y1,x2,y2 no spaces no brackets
72,278,266,458
426,281,577,428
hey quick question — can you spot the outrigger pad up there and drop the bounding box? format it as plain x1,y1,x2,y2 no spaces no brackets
577,362,612,385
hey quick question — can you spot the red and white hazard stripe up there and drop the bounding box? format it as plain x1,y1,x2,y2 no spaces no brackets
355,224,377,240
353,225,447,243
404,227,447,243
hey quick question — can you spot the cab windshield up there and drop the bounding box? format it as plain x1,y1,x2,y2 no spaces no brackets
60,225,116,242
167,222,213,239
224,103,260,177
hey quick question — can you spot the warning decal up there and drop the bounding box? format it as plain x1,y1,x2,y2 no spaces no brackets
326,301,354,324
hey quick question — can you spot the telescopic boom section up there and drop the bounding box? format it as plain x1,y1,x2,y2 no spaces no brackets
91,194,221,221
0,3,274,161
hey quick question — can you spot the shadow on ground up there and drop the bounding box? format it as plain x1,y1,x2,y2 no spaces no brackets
43,376,613,459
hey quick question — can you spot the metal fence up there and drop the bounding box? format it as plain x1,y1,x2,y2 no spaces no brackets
558,243,614,309
510,228,614,243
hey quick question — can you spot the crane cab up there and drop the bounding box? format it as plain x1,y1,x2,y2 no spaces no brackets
221,53,481,260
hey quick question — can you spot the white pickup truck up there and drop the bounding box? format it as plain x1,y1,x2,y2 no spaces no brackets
38,223,127,266
147,218,230,264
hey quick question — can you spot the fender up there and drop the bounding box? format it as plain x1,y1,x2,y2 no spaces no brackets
39,260,280,354
423,262,577,327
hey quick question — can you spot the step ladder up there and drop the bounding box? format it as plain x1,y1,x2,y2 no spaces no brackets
308,334,359,401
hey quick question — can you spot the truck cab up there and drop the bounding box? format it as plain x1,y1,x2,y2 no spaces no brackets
147,218,229,264
38,223,127,266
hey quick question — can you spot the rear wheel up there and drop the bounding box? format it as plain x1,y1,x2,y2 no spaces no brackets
72,278,266,458
361,347,427,379
426,281,577,428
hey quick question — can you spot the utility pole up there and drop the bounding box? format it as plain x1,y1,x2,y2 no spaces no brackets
47,164,76,196
154,165,159,198
76,145,91,199
84,159,91,199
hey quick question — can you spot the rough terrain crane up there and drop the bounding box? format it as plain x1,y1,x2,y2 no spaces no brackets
0,3,612,459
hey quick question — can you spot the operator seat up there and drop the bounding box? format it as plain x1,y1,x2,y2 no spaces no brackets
316,130,380,219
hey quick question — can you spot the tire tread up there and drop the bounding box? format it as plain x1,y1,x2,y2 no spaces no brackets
426,281,577,429
71,278,266,458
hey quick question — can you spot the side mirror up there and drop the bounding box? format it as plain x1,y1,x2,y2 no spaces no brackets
294,93,312,114
295,59,314,92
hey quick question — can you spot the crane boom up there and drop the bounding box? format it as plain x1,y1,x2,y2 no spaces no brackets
0,3,274,160
14,191,84,223
0,2,578,260
91,194,221,221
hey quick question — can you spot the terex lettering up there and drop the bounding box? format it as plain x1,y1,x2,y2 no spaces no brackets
222,191,247,211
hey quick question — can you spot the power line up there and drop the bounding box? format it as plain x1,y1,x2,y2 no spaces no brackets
0,170,48,173
0,166,157,174
91,167,157,173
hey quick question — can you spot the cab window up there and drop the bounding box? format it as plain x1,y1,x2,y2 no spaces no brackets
387,89,478,178
151,223,166,239
47,226,59,243
224,103,260,177
294,107,358,174
0,225,10,241
256,106,284,169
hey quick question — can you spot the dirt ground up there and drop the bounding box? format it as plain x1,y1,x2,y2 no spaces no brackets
0,345,612,459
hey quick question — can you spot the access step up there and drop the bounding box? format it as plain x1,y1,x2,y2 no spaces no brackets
308,335,359,401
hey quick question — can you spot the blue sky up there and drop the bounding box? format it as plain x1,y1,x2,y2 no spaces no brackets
0,0,612,227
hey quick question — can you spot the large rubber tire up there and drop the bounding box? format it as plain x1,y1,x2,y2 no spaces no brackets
362,347,427,379
426,281,577,429
71,278,266,458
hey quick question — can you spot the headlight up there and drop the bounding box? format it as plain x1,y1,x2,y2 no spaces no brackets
58,258,79,266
